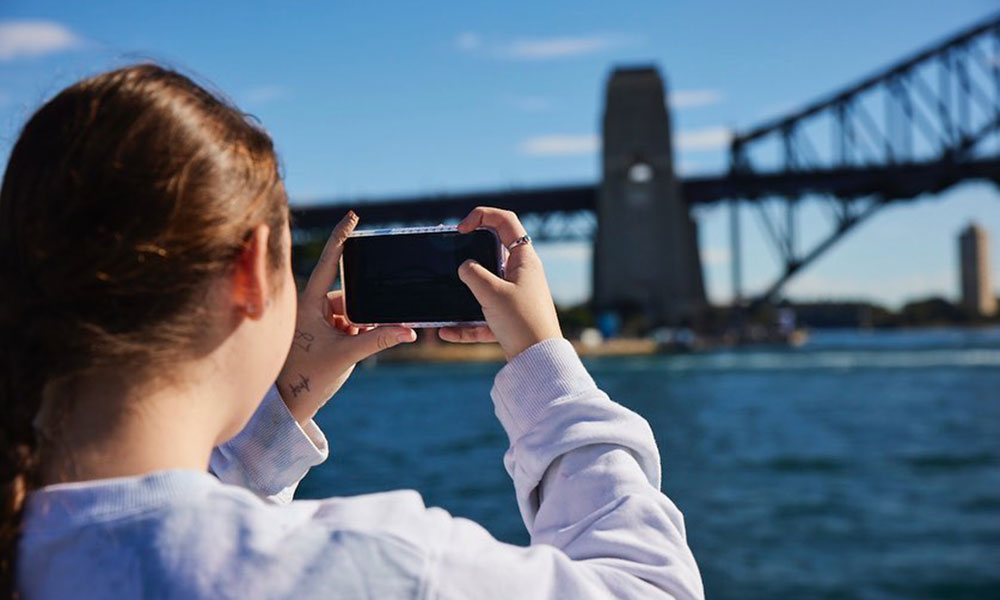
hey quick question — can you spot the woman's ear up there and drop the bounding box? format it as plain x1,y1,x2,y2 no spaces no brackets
232,224,272,320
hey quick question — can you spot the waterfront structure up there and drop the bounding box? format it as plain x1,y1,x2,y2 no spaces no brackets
592,67,705,324
293,13,1000,309
959,223,996,316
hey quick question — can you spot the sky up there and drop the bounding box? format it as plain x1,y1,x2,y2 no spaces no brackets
1,0,999,307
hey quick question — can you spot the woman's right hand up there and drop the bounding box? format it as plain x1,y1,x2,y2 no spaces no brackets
439,207,562,360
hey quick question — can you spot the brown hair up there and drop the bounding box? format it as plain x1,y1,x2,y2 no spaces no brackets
0,64,288,596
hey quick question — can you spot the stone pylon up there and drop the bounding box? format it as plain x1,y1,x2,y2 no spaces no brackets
593,66,706,325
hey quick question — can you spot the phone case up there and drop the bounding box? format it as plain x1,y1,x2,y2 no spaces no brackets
338,224,506,328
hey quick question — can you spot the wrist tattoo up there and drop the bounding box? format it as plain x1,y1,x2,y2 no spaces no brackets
293,329,315,352
289,373,311,398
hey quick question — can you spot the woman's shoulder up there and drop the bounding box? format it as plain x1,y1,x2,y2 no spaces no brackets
21,470,445,598
25,468,448,546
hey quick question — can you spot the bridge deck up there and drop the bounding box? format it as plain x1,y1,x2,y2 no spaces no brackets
291,157,1000,232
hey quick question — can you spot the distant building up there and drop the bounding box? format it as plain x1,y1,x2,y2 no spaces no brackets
958,223,996,316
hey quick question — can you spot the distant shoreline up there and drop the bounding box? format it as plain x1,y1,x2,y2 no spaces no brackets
375,337,663,364
371,324,1000,364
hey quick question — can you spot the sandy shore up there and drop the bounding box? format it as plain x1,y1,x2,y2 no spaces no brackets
374,337,662,363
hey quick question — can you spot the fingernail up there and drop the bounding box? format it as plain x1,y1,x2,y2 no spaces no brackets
397,332,415,343
348,210,357,221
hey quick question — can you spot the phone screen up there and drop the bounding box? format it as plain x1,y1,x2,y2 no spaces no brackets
342,229,501,325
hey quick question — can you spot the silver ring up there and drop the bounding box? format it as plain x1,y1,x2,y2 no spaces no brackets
507,235,532,251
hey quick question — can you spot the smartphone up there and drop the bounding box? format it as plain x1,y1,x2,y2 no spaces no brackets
340,225,504,327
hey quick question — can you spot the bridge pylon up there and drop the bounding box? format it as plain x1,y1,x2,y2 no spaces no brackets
593,66,706,325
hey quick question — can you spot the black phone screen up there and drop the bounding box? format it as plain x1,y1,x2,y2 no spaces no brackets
342,229,501,324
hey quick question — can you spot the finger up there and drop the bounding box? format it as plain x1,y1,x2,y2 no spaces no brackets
332,315,358,335
344,326,417,362
457,207,527,247
326,290,345,316
458,259,510,304
330,314,352,333
438,325,497,343
454,326,494,342
304,211,358,306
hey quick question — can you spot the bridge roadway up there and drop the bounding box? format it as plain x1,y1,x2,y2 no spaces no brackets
290,156,1000,234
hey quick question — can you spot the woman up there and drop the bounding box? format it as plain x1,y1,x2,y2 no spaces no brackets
0,65,702,599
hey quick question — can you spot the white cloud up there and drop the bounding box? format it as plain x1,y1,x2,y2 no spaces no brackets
517,134,599,157
669,89,722,109
457,32,636,60
0,20,81,61
674,126,732,152
509,95,552,112
520,127,732,157
455,31,482,51
242,85,289,105
505,34,633,59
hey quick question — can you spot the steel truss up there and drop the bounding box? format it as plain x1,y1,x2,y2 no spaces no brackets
728,13,1000,305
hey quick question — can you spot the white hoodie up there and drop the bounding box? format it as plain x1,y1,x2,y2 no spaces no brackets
20,339,704,599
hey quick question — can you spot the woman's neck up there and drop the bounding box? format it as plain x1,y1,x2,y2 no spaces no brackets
37,367,230,486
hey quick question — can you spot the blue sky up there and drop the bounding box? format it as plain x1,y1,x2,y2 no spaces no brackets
1,0,998,307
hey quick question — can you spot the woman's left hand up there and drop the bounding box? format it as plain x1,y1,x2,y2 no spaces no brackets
276,211,416,424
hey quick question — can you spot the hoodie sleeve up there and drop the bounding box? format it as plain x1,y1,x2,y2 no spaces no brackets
209,385,329,503
425,338,704,599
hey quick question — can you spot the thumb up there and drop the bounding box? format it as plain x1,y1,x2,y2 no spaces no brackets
458,259,507,305
344,326,416,363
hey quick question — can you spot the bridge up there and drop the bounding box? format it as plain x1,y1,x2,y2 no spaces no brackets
292,12,1000,322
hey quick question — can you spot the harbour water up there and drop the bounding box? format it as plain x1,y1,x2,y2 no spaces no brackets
298,328,1000,599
